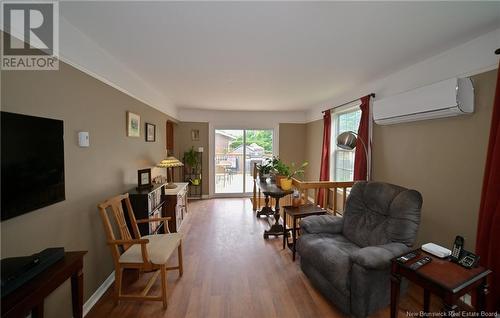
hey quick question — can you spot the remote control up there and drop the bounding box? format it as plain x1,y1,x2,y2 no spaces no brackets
409,257,432,270
396,251,418,263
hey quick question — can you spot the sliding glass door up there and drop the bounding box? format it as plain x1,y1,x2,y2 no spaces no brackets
215,129,244,194
214,129,273,195
243,130,273,192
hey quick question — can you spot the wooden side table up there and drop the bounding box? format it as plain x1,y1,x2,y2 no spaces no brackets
1,251,87,318
283,204,327,261
390,249,491,317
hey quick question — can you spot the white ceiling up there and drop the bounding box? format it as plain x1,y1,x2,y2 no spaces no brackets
60,1,500,112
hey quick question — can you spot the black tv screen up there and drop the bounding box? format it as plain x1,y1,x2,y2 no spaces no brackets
1,112,65,221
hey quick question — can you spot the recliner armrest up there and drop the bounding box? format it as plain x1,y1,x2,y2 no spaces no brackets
351,243,410,270
300,215,344,235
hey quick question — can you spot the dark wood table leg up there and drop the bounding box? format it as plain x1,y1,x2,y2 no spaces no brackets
292,216,297,261
32,302,44,318
443,294,457,316
282,214,287,249
71,268,84,318
390,273,401,318
264,194,269,214
275,197,280,218
423,289,430,313
476,277,489,312
257,195,273,218
263,197,284,238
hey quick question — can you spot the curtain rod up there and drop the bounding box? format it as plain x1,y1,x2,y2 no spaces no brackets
322,93,376,114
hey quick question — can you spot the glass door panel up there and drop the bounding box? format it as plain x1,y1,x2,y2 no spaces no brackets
214,129,274,195
244,130,273,193
214,130,244,194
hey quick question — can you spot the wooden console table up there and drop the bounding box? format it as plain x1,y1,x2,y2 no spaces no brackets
256,180,293,239
391,249,491,316
1,251,87,318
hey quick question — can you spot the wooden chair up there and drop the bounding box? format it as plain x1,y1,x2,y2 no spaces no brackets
98,193,183,308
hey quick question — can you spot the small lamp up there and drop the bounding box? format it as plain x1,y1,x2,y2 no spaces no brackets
336,131,370,180
157,156,184,189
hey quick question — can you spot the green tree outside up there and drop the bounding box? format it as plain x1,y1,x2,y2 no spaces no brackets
229,130,273,153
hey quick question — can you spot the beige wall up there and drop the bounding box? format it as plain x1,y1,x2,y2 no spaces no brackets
304,119,323,181
174,122,209,195
373,69,497,248
278,123,307,168
1,63,176,317
301,69,497,250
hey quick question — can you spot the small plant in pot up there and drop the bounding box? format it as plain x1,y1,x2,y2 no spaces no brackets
273,158,290,186
280,161,308,190
256,158,273,179
184,147,201,185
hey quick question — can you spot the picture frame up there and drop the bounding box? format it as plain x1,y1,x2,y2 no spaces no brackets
145,123,156,142
191,129,200,141
127,111,141,137
137,168,152,190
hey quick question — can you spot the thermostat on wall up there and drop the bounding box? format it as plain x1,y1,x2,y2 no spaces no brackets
78,131,90,147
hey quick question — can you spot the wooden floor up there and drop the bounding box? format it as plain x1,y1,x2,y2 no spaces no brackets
88,198,446,318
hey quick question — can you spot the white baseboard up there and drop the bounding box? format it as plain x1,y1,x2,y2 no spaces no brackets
83,271,114,317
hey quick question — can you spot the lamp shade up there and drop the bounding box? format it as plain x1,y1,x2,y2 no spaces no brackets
337,131,358,150
157,156,184,168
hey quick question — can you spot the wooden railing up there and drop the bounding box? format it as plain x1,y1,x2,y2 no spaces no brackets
291,179,354,216
252,163,355,216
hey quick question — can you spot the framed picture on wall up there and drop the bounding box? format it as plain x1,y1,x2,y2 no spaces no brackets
127,111,141,137
191,129,200,141
145,123,156,142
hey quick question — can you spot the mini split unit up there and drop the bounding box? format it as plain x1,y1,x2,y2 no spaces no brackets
373,77,474,125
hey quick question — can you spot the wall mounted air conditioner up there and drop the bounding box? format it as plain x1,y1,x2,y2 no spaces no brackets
373,77,474,125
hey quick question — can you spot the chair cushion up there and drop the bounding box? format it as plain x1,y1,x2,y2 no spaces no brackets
119,233,182,265
297,233,360,294
342,182,422,247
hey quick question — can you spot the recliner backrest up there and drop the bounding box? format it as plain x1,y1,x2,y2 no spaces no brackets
342,181,422,247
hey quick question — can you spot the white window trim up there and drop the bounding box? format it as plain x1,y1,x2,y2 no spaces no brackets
329,100,362,181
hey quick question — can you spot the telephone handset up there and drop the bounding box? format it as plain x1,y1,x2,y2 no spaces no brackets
451,235,464,262
450,235,480,269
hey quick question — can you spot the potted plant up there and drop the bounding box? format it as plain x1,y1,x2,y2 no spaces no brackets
273,157,290,186
281,161,308,190
256,158,273,179
183,147,201,185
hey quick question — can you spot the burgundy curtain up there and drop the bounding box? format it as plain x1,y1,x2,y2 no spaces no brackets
353,95,371,180
317,111,331,207
475,64,500,311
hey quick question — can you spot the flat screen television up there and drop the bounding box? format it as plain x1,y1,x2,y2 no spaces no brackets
1,111,65,221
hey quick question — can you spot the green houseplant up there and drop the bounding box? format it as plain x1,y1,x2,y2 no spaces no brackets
271,157,290,186
281,161,308,190
183,147,201,185
256,158,273,178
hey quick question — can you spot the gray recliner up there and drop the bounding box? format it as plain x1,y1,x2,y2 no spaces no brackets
296,181,422,317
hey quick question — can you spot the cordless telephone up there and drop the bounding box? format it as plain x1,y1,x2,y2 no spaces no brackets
450,235,480,269
451,236,464,262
